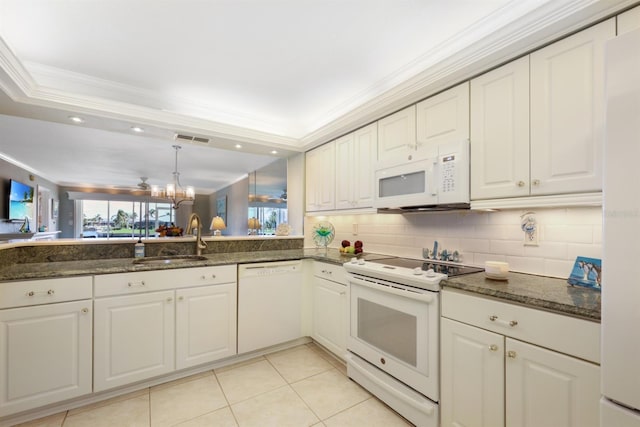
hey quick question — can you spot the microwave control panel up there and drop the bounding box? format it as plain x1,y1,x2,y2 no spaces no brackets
441,154,457,193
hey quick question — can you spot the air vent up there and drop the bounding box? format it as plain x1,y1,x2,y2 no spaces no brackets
174,133,210,144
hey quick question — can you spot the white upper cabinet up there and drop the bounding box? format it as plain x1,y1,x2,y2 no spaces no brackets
416,82,469,152
305,142,336,212
377,105,416,161
335,123,377,209
377,84,469,163
618,5,640,34
530,18,614,196
471,57,530,200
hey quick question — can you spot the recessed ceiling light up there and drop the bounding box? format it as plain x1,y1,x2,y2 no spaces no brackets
68,116,84,123
131,126,144,133
271,150,278,154
235,144,242,149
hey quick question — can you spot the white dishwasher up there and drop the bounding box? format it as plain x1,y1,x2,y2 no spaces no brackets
237,260,303,354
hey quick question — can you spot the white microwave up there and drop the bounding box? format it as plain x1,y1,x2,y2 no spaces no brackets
373,139,470,211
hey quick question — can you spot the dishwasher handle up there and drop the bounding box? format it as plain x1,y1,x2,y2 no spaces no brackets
239,261,301,278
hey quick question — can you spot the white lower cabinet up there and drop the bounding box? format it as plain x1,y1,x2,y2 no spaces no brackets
505,338,600,427
312,261,347,358
93,265,237,392
175,284,237,370
441,289,600,427
94,290,176,392
441,317,504,427
0,299,93,417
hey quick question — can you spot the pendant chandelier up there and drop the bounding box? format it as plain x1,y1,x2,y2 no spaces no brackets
151,145,195,209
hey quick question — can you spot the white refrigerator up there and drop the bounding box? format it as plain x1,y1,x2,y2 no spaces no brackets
601,27,640,426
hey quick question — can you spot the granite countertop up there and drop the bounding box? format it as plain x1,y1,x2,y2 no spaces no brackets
0,248,600,321
0,248,358,282
442,271,601,322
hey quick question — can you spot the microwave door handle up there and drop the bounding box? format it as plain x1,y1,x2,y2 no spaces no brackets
429,160,438,196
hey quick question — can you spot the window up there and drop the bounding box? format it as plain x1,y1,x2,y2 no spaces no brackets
81,199,175,238
248,206,288,235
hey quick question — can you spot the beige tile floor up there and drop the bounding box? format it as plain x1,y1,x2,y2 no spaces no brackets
14,343,413,427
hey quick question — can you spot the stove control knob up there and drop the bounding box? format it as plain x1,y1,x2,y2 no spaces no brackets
425,268,436,278
358,259,366,265
413,267,423,275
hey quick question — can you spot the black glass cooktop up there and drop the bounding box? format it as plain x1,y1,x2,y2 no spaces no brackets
370,257,484,277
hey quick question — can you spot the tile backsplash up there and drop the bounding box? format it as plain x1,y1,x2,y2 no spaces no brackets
305,206,602,279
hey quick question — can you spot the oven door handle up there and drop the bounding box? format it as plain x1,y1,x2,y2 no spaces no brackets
348,354,435,415
349,277,435,304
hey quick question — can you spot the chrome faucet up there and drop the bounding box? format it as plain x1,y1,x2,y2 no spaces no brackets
186,213,207,256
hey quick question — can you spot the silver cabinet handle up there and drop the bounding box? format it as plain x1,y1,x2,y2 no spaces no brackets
201,275,206,280
507,350,517,359
488,315,518,327
532,179,540,186
178,296,184,301
26,289,55,296
166,297,173,303
128,281,145,287
489,344,499,352
517,181,525,187
81,308,89,314
211,274,216,279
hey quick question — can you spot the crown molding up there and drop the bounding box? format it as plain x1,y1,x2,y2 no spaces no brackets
299,0,637,150
0,0,636,153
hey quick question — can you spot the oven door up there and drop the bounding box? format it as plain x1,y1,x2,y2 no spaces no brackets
347,275,439,401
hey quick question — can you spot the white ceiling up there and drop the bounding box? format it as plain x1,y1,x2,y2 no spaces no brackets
0,0,633,193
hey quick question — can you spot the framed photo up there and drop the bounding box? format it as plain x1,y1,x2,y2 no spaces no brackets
216,195,227,224
567,256,602,290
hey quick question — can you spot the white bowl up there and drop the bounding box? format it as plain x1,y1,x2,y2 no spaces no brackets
485,261,509,280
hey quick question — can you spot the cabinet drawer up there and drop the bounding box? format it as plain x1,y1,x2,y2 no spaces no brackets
0,276,93,309
441,289,600,364
94,265,237,297
313,261,347,284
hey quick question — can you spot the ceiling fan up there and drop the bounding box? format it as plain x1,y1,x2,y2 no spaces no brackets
136,177,151,191
109,176,152,192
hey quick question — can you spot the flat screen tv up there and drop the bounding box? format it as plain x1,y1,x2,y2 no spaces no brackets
8,179,35,221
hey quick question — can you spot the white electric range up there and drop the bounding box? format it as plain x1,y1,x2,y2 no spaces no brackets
343,256,483,427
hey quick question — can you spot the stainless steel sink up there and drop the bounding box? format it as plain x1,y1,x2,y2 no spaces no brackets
133,255,208,265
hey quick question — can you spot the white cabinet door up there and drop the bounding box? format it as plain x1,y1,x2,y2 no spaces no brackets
352,123,377,208
312,276,347,358
94,291,175,392
416,82,469,153
506,338,600,427
471,56,530,200
305,142,335,212
176,284,237,370
335,123,377,210
335,133,355,210
530,19,614,195
441,318,504,427
377,105,416,161
0,300,92,417
618,5,640,34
